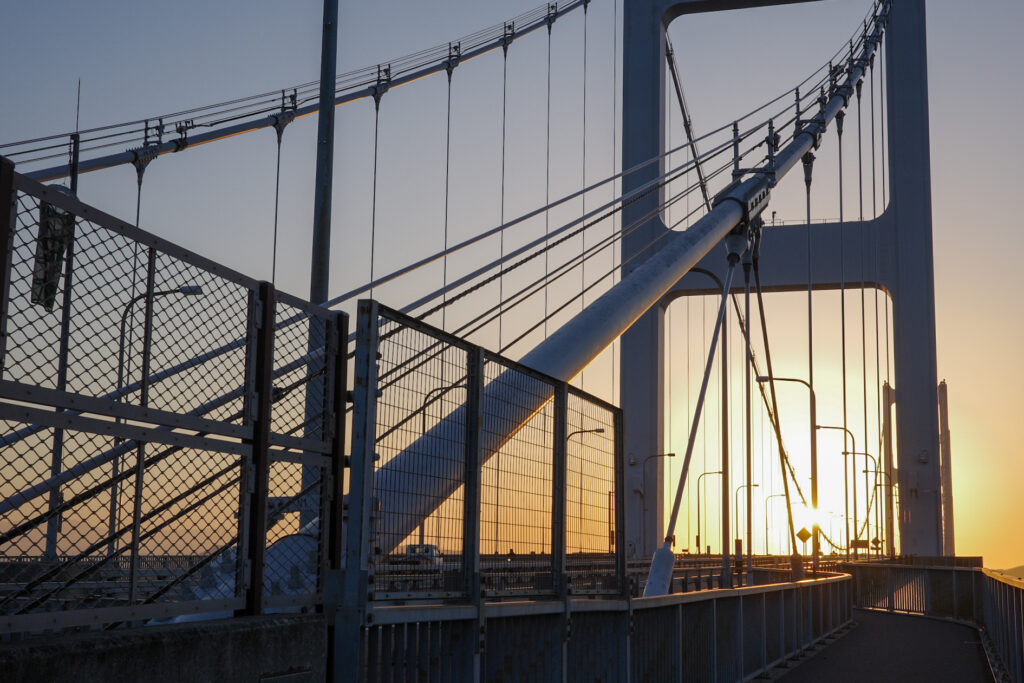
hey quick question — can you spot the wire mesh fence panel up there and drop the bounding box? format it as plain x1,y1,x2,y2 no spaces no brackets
262,295,336,607
0,172,340,634
371,312,469,599
565,388,618,595
480,357,555,596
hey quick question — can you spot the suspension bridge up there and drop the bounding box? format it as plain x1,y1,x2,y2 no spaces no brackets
0,0,1020,681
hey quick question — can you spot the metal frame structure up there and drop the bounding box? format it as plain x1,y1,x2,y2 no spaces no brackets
0,161,346,635
623,0,942,557
338,300,627,674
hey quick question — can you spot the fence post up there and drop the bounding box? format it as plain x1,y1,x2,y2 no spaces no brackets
463,347,483,669
336,300,379,680
552,381,568,596
614,407,626,597
327,311,348,571
323,310,348,679
0,156,16,379
236,281,274,615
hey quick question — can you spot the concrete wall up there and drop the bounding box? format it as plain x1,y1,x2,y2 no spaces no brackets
0,614,326,682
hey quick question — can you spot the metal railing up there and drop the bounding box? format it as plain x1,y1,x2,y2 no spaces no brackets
355,572,851,681
844,561,1024,682
344,301,625,607
0,157,346,635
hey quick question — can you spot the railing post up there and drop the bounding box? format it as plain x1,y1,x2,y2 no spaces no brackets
614,407,626,596
463,347,483,667
327,311,348,572
323,310,347,679
0,156,15,378
336,300,380,679
552,381,568,597
238,281,274,615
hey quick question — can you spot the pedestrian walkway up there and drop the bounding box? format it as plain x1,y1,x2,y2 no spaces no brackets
778,609,993,682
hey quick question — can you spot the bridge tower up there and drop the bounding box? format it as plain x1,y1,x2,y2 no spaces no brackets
621,0,943,557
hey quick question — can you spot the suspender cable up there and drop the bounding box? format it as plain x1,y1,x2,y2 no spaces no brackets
743,252,753,569
369,88,383,300
581,2,589,312
871,51,882,460
611,0,618,401
879,32,891,392
836,108,856,554
499,26,511,351
271,130,282,284
856,75,870,543
752,250,802,578
442,48,456,332
543,10,554,337
665,34,712,213
802,147,815,490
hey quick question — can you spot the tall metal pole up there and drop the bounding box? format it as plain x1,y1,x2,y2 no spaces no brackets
882,382,896,557
303,0,340,529
310,0,340,305
938,380,954,555
721,304,731,585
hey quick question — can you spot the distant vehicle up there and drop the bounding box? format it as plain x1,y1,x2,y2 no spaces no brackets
395,544,443,568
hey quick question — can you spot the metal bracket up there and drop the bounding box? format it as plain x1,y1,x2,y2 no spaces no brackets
712,177,771,228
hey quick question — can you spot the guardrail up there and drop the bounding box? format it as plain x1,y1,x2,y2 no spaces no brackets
0,158,345,634
354,571,851,681
844,561,1024,682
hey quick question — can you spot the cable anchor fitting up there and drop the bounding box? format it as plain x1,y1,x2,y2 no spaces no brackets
501,22,515,56
371,65,392,109
444,42,462,80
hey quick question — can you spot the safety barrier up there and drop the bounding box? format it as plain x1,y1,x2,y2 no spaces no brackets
354,572,851,681
0,158,345,634
844,561,1024,682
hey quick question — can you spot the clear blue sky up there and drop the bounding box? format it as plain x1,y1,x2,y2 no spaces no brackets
2,0,1022,566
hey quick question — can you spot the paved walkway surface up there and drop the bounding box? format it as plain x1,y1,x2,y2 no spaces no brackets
778,609,992,682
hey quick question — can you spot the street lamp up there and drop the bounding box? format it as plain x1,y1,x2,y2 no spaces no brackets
859,457,888,557
109,284,203,556
764,493,786,555
734,483,759,541
817,424,855,560
757,375,819,575
629,451,675,553
695,470,722,555
568,427,605,542
847,450,879,556
417,382,466,545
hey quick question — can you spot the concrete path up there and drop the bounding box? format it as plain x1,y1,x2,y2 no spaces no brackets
778,609,992,682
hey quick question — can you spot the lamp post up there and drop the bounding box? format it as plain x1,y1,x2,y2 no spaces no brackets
734,483,759,542
817,424,855,560
847,450,878,556
865,468,895,558
417,382,466,546
764,493,786,555
109,284,204,556
757,375,818,575
630,451,674,554
695,470,721,555
568,427,605,544
857,455,884,556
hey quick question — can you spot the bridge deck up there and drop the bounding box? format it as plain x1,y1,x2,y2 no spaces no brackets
779,609,992,682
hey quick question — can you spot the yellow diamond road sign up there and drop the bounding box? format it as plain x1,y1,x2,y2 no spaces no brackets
796,527,812,543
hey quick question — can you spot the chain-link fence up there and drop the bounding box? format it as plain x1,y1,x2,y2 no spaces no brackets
346,301,624,607
0,161,344,635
